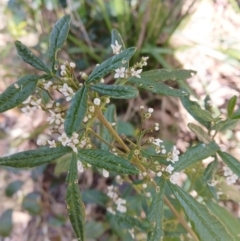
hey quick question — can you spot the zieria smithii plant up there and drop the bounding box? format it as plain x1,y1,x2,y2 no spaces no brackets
1,15,240,241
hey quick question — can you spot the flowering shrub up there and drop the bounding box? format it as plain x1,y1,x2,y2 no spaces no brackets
0,15,240,241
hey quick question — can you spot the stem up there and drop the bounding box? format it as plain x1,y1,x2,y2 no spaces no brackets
164,196,199,241
95,107,130,152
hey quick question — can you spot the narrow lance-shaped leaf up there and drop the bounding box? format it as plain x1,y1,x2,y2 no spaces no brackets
86,47,136,84
174,141,219,171
116,214,151,232
227,95,237,118
90,84,139,99
147,179,165,241
100,104,116,151
78,149,139,175
231,109,240,119
128,76,185,97
180,92,210,128
0,146,71,168
218,151,240,177
15,41,51,74
111,29,128,68
207,201,240,241
203,158,218,184
48,14,71,72
66,154,85,241
169,182,234,241
136,69,196,82
64,86,88,136
188,123,212,144
189,105,214,122
0,75,42,113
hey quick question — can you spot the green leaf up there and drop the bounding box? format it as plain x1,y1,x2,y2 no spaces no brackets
212,119,239,132
100,104,116,151
203,158,218,184
5,180,24,197
207,201,240,241
0,209,13,237
90,84,138,99
227,95,237,118
64,86,88,136
218,151,240,177
22,192,41,215
136,69,196,82
128,76,185,97
169,183,234,241
180,92,210,128
117,120,135,136
48,14,71,71
0,75,42,113
189,105,214,122
231,109,240,119
116,214,151,232
111,29,126,50
66,154,85,241
111,29,127,67
15,41,51,74
78,149,139,174
82,189,109,206
0,146,71,168
147,178,165,241
188,123,212,144
174,141,219,171
86,47,136,84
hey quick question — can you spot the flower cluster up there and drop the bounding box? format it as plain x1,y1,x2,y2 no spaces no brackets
223,166,238,185
21,95,42,115
106,185,127,214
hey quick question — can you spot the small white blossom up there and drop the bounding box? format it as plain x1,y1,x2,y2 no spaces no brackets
105,97,110,103
47,111,64,125
103,169,109,178
114,67,125,78
148,108,154,113
166,164,174,174
226,174,238,185
167,146,180,163
77,160,84,173
83,116,88,123
60,70,66,76
14,83,20,89
131,68,142,78
157,171,162,177
100,78,105,83
59,83,74,101
22,96,32,104
89,106,95,113
37,135,47,146
153,138,163,146
223,166,233,176
44,81,53,90
107,186,118,200
170,172,180,184
58,133,70,146
60,65,66,70
93,98,101,106
116,198,127,213
111,40,122,55
47,140,56,148
142,183,147,189
69,62,76,68
107,207,116,215
21,106,36,115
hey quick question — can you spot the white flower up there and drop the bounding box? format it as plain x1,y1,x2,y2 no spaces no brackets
58,133,70,146
47,140,56,148
44,81,53,90
226,174,238,185
102,169,109,178
111,40,122,55
167,146,180,163
107,207,116,215
21,106,36,115
131,68,142,78
93,98,101,106
170,172,180,184
148,108,154,113
60,70,66,76
68,142,78,153
37,135,47,146
116,198,127,213
100,78,105,83
107,186,118,200
77,160,84,173
47,111,63,125
70,62,76,68
223,166,233,177
59,83,74,101
30,99,42,109
114,67,125,78
166,164,174,174
89,106,95,113
153,138,163,146
105,97,110,104
14,83,19,89
142,183,147,189
157,171,162,177
60,65,66,70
